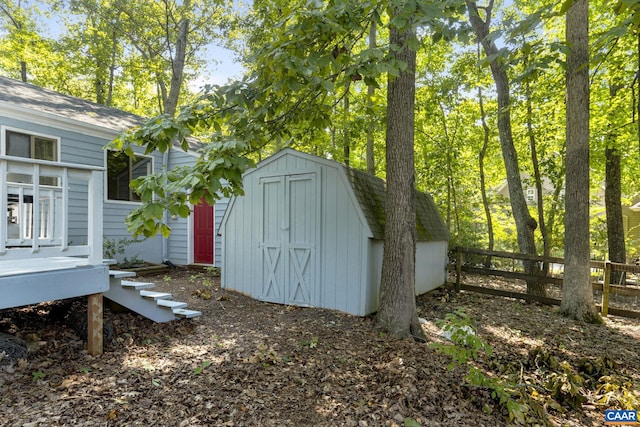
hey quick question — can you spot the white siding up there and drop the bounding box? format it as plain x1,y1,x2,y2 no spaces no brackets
221,149,449,316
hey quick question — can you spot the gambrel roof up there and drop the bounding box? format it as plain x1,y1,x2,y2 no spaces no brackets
344,166,449,242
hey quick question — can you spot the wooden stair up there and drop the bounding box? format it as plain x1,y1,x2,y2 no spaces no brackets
104,270,201,323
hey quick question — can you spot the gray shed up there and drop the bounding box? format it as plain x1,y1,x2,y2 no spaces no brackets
220,148,450,316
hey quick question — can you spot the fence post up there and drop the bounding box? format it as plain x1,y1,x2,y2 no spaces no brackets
456,247,463,293
602,261,611,317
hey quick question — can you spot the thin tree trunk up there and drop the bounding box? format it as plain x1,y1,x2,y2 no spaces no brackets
343,85,350,167
561,0,600,322
107,29,118,107
605,84,626,284
525,75,550,274
164,18,189,117
20,61,27,82
376,14,424,341
477,85,494,267
366,20,377,175
466,0,543,296
438,101,460,242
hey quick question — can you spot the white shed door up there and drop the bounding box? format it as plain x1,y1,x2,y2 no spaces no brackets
259,173,318,306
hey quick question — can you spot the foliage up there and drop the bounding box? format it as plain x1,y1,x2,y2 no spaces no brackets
193,360,212,374
103,236,144,260
431,310,640,424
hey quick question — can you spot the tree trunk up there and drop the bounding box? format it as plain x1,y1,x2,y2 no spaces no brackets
561,0,600,322
366,20,377,175
477,85,494,267
605,144,626,283
343,85,350,167
376,15,424,341
466,0,544,296
525,75,550,274
164,18,189,117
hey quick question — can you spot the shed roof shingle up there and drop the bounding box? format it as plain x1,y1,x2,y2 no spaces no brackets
343,167,449,241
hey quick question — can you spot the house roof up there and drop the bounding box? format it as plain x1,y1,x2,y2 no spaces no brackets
344,167,449,241
0,76,142,132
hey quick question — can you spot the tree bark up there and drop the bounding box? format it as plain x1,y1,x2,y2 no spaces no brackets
605,144,626,283
525,74,550,274
366,20,377,175
561,0,600,322
477,84,494,267
376,14,425,341
466,0,544,296
164,18,189,117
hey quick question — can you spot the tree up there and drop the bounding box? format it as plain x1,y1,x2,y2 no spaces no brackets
560,0,600,322
375,4,423,340
113,0,467,340
466,0,544,295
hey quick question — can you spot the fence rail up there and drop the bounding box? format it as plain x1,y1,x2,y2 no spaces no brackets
452,246,640,319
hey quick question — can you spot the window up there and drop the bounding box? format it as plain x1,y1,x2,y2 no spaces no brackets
107,150,152,202
6,130,57,161
3,129,59,185
526,188,536,204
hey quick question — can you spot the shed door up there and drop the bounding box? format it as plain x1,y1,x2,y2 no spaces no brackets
259,173,318,306
193,200,214,264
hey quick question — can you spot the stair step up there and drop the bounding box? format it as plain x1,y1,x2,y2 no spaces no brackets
173,308,202,319
140,290,172,300
157,299,188,309
121,280,155,290
110,270,136,279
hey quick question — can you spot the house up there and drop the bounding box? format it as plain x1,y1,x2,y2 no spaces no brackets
220,148,450,316
0,76,217,353
0,76,228,266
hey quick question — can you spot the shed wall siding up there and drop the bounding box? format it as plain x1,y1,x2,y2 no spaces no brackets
222,152,371,316
319,165,367,315
221,149,449,316
415,240,448,294
369,240,448,298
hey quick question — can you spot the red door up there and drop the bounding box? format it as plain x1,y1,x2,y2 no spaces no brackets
193,201,214,264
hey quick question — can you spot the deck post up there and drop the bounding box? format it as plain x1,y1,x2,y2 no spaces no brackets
87,293,103,355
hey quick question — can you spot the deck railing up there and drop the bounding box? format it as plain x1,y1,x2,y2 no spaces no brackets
0,155,104,264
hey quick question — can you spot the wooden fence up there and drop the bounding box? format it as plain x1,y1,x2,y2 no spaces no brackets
452,247,640,319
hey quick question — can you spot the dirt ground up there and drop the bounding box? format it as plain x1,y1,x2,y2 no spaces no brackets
0,268,639,426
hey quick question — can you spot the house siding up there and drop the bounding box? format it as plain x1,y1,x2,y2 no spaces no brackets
1,77,201,267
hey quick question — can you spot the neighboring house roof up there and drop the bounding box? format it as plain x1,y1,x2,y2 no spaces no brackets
0,76,142,133
344,167,450,241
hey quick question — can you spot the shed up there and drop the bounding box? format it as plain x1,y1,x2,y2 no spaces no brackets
220,149,450,316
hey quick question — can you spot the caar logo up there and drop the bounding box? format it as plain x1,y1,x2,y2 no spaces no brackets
605,410,638,425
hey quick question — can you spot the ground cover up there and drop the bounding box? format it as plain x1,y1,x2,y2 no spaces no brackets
0,268,638,426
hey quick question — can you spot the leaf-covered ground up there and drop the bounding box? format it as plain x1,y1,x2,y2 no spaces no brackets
1,268,638,426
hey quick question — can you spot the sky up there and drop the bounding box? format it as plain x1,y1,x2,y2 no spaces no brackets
34,2,246,89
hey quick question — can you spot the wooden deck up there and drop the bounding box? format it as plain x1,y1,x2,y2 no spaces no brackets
0,257,92,277
0,256,109,310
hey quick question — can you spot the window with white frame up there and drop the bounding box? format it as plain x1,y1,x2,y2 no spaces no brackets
526,188,536,203
3,129,59,185
107,150,152,202
3,128,61,242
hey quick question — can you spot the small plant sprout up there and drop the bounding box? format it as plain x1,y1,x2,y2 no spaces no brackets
32,371,46,382
194,361,212,374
